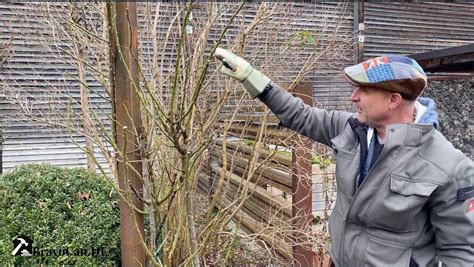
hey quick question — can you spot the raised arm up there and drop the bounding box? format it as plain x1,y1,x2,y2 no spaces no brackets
215,47,353,146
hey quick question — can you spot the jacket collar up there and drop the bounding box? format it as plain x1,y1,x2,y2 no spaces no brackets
348,117,435,148
386,123,435,148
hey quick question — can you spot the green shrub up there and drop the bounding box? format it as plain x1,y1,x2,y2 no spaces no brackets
311,155,332,169
0,164,120,266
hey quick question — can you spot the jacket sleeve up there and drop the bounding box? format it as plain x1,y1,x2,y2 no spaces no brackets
257,82,353,147
429,156,474,265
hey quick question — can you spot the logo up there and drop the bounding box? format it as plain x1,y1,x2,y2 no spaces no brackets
12,235,33,256
468,199,474,213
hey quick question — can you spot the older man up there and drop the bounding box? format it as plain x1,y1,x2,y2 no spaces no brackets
215,47,474,267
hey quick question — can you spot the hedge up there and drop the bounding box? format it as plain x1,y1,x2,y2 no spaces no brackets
0,164,120,266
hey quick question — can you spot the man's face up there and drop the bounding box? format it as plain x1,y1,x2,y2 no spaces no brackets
350,86,391,128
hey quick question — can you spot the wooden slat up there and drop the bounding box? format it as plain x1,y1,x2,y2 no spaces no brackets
215,139,293,167
363,2,474,59
214,165,293,217
214,150,292,193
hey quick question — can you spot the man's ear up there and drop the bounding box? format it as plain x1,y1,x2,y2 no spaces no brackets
388,93,403,110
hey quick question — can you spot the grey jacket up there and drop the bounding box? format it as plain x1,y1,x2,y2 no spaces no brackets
257,83,474,267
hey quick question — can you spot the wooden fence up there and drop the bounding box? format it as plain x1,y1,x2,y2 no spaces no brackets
198,83,335,266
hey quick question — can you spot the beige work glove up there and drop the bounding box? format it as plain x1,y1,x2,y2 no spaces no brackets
215,47,271,98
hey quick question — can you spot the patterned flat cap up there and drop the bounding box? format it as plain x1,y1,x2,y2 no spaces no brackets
344,55,427,100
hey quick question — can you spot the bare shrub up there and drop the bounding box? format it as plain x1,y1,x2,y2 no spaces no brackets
2,2,352,265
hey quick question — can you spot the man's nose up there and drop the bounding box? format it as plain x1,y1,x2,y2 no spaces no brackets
350,88,360,102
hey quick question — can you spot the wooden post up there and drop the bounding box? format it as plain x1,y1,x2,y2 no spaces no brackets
109,3,146,266
291,82,316,266
354,0,365,63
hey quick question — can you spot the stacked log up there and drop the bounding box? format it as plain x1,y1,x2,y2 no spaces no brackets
423,79,473,158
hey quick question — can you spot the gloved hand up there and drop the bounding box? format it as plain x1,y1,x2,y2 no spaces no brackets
215,47,271,98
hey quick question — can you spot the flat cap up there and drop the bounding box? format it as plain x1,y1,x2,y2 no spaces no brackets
343,55,427,100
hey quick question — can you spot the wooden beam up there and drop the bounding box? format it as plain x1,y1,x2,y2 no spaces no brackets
108,3,146,266
291,82,316,266
354,0,365,63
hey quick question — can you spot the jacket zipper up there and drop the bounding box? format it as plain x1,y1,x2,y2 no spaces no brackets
341,127,399,266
